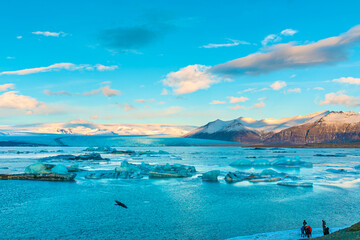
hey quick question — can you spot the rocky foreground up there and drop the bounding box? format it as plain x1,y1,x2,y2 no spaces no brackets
313,221,360,239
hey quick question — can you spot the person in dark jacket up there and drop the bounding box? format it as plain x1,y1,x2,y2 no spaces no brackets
322,220,329,235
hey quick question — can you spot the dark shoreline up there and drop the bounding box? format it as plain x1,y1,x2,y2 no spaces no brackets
201,142,360,148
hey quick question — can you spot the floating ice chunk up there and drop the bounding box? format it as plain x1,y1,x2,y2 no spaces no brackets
149,163,196,178
51,164,68,175
230,159,252,166
277,181,313,188
225,172,257,183
83,146,116,152
326,168,347,174
271,157,313,168
249,177,283,183
252,159,270,166
25,163,51,174
41,153,108,161
66,164,80,172
230,158,270,166
260,169,280,176
230,157,312,168
202,170,220,181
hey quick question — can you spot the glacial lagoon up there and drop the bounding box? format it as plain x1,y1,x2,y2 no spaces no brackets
1,136,360,239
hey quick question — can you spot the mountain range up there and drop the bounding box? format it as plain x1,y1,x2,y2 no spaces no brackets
184,111,360,144
0,119,196,136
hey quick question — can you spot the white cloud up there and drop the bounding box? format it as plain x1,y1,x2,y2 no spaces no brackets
0,83,15,92
242,88,256,93
83,89,100,96
91,115,98,120
123,104,136,111
101,86,122,97
16,36,22,39
135,99,146,103
32,31,66,37
44,90,72,96
0,63,118,76
200,39,250,48
161,88,169,95
262,34,282,46
45,85,121,97
280,29,298,36
238,88,269,94
271,81,287,90
333,77,360,85
319,91,360,107
286,88,301,93
0,91,46,110
229,105,245,110
261,29,297,46
163,64,223,94
209,100,226,105
135,99,155,104
314,87,325,90
250,101,266,109
227,96,249,103
95,64,118,71
290,74,296,78
212,25,360,76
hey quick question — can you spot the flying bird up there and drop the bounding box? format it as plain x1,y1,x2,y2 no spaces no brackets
115,200,128,209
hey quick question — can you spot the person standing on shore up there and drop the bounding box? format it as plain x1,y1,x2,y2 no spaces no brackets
322,220,330,235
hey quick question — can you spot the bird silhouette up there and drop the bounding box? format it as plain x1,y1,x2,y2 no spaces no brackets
115,200,128,209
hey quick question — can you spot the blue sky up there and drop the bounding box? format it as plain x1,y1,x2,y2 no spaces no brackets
1,0,360,126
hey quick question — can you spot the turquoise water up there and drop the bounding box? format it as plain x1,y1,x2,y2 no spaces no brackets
0,135,242,147
0,137,360,239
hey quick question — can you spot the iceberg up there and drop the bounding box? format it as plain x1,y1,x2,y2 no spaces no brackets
1,163,77,182
271,157,313,168
326,168,347,174
86,161,197,180
25,163,51,174
225,169,287,184
230,157,312,168
40,153,109,161
51,164,69,175
149,163,196,178
225,172,257,183
277,181,313,188
202,170,220,181
260,169,280,176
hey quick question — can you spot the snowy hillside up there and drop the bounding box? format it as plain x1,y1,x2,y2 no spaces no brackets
0,119,196,136
185,111,360,144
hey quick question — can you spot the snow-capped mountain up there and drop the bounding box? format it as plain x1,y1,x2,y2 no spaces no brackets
185,111,360,144
0,119,196,136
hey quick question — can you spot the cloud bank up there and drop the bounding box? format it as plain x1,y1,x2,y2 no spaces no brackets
212,25,360,75
163,25,360,94
32,31,66,37
200,39,250,48
319,91,360,107
44,85,122,97
0,63,118,76
163,64,222,94
333,77,360,85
